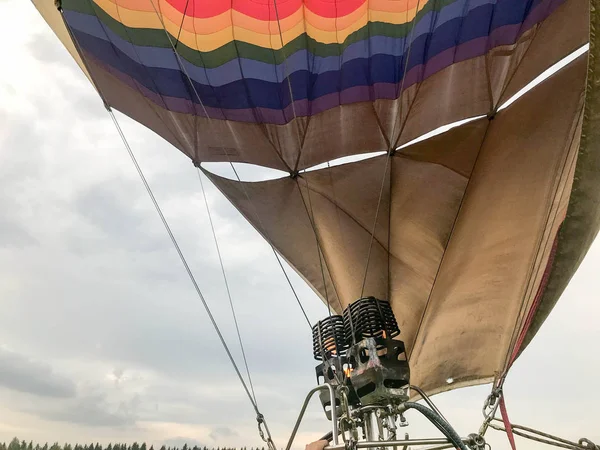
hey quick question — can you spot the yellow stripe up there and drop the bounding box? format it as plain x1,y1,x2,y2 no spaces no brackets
91,0,429,51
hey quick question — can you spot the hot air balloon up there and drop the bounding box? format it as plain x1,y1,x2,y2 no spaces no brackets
31,0,600,448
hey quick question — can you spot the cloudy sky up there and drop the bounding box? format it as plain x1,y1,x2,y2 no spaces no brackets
1,1,599,449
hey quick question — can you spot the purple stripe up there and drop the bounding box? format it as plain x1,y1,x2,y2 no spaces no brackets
90,0,567,125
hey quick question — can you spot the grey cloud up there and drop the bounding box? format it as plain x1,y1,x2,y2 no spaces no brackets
71,180,167,254
0,217,38,248
208,427,238,442
0,348,76,398
26,32,74,65
31,393,139,428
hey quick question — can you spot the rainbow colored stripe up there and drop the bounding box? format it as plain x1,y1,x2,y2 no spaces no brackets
62,0,564,124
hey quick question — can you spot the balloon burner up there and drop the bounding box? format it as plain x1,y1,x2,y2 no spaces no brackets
285,297,471,450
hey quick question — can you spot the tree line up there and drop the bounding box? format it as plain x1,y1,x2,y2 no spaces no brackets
1,439,266,450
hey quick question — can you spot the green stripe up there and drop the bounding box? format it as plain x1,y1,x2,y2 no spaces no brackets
62,0,454,69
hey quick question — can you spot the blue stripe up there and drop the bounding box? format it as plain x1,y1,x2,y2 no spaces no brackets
65,0,545,110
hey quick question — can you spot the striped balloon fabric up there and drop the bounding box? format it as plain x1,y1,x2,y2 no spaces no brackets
59,0,564,124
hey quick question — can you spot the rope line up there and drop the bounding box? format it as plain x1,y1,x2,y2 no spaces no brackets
196,168,258,405
271,0,344,320
218,161,313,330
145,0,311,335
360,0,423,298
126,5,279,447
57,7,276,447
489,419,598,450
108,108,260,414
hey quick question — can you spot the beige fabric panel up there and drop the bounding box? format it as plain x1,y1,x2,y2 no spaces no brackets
206,119,485,316
387,159,471,353
398,119,488,177
408,56,587,393
83,54,290,171
206,51,586,393
32,0,92,83
296,103,389,170
201,172,342,308
497,0,589,106
296,169,390,307
504,107,584,367
398,56,491,147
398,0,587,148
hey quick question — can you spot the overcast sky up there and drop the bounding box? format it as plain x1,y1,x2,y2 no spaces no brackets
0,1,599,449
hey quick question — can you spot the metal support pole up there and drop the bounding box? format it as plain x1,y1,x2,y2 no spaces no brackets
325,438,472,450
286,384,339,450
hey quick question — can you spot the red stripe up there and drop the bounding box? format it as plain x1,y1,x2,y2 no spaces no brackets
162,0,367,19
508,225,561,368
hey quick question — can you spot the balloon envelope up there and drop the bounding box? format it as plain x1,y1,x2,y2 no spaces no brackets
33,0,600,395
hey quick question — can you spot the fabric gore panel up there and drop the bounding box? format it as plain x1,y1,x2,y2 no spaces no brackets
206,55,587,394
408,55,587,394
33,0,587,171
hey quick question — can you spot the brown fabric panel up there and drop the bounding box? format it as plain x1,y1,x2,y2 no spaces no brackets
398,56,491,147
203,171,342,309
262,119,308,171
408,56,587,393
299,156,392,304
498,0,589,107
374,85,419,149
300,156,391,251
505,111,583,366
388,159,470,354
297,104,389,170
83,56,290,171
296,172,390,308
399,0,587,148
397,119,489,177
486,27,538,108
522,3,600,353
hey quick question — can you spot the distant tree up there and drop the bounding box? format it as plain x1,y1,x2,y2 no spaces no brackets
8,438,20,450
140,444,146,450
159,446,166,450
42,443,48,450
95,443,102,450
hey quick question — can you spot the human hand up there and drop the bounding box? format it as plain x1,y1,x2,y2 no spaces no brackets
305,440,329,450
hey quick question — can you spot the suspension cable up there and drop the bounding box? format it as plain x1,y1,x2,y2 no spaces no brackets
108,108,261,415
489,419,598,450
271,0,348,381
271,0,346,318
196,168,257,405
56,6,277,448
146,0,312,334
214,160,313,330
128,4,280,447
360,0,423,298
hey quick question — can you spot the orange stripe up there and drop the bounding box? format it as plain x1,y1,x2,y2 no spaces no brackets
92,0,429,50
